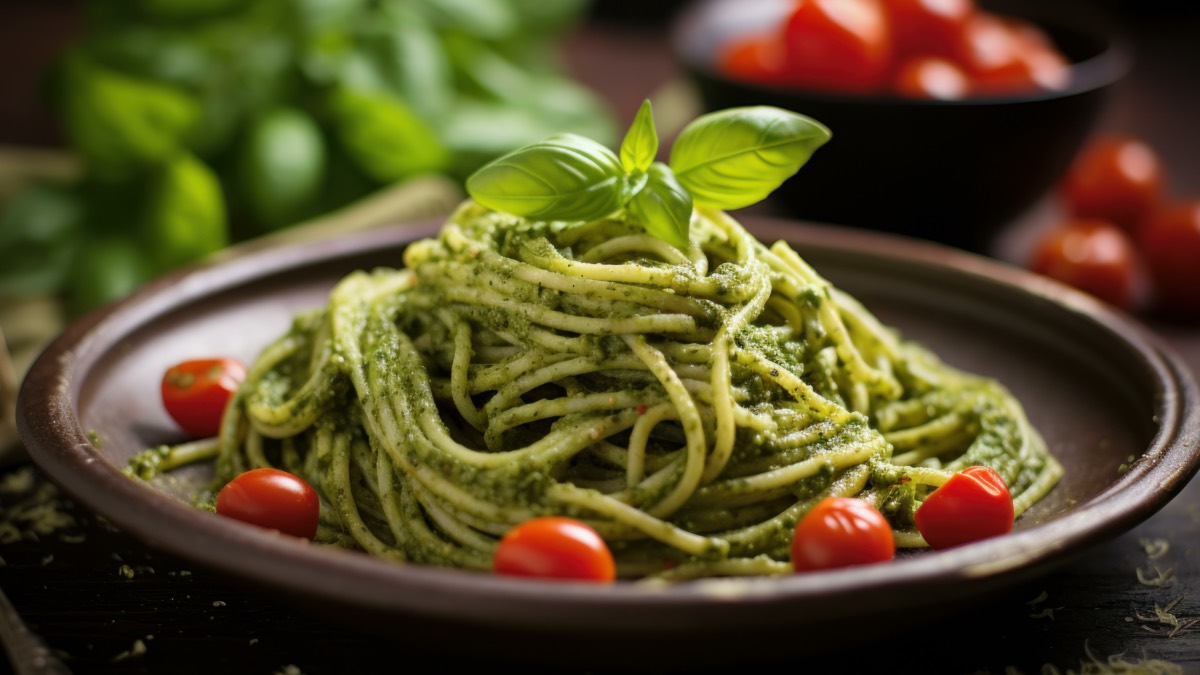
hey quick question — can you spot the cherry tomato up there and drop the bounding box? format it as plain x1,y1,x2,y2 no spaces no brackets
891,56,969,99
494,517,616,582
1002,17,1070,91
914,466,1014,550
791,497,895,572
161,357,246,438
952,13,1066,96
783,0,893,93
216,468,320,540
1061,135,1165,232
1029,219,1139,310
1140,200,1200,317
719,33,787,86
883,0,976,60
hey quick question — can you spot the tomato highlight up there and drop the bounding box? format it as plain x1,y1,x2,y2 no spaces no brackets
1029,218,1139,311
791,497,895,572
494,517,616,582
215,468,320,540
914,465,1014,550
1061,135,1165,233
161,357,246,438
783,0,893,93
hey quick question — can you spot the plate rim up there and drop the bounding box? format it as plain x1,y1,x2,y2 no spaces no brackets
17,216,1200,637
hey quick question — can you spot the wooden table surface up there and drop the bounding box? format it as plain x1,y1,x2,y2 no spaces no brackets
3,3,1200,673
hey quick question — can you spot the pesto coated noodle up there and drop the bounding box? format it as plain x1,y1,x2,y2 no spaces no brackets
138,201,1062,580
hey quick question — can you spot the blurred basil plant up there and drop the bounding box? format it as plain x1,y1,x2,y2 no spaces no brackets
0,0,613,316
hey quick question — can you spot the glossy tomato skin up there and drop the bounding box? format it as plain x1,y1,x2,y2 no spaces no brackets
161,357,246,438
783,0,893,93
791,497,895,572
883,0,976,60
1061,135,1165,232
1140,201,1200,317
891,56,969,99
494,517,616,582
914,466,1014,550
1029,219,1139,311
215,468,320,540
719,33,787,86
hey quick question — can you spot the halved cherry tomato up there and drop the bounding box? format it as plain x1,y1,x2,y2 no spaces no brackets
161,357,246,438
791,497,895,572
494,517,616,582
1140,200,1200,317
1029,218,1139,311
719,33,787,86
883,0,976,60
914,466,1014,550
891,56,969,99
783,0,893,93
215,468,320,540
1061,135,1165,233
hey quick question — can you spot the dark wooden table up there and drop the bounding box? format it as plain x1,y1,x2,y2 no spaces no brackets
4,4,1200,673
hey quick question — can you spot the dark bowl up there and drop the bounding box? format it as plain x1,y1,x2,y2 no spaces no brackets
671,0,1130,251
16,217,1200,667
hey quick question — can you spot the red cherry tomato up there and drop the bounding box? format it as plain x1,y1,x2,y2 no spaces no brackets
954,13,1066,96
494,517,616,582
914,466,1014,550
783,0,893,93
1061,135,1165,232
161,357,246,438
791,497,895,572
216,468,320,540
719,33,787,86
1140,200,1200,317
883,0,976,60
1029,219,1139,310
1002,17,1070,92
891,56,969,99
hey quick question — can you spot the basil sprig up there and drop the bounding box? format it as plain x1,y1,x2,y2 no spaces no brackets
466,101,830,248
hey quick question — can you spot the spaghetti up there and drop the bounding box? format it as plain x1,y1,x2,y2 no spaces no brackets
158,200,1061,579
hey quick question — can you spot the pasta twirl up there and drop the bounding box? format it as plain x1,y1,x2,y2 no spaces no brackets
184,201,1062,579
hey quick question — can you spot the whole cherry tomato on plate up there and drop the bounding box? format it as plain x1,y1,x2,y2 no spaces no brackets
783,0,893,93
1028,218,1139,311
494,517,616,582
216,468,320,540
161,357,246,438
914,466,1013,550
1140,200,1200,317
791,496,894,572
1061,135,1165,232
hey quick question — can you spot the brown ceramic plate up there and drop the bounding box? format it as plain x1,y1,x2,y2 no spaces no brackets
17,217,1200,664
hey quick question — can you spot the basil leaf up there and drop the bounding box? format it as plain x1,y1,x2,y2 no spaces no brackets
620,99,658,175
237,107,326,231
142,152,228,274
0,184,82,296
669,106,831,210
627,163,692,250
416,0,517,40
329,87,448,183
67,236,154,317
61,52,200,177
466,133,625,221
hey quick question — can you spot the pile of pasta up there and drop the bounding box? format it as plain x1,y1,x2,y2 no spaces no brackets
212,202,1061,579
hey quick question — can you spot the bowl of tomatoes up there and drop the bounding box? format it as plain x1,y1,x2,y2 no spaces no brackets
671,0,1129,250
